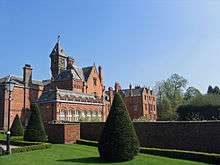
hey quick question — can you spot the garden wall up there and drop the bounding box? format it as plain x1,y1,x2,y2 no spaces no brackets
80,121,220,154
47,123,80,144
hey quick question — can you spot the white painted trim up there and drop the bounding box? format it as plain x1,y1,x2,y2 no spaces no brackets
36,99,104,106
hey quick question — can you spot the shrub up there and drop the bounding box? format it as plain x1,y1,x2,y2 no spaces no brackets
24,104,47,142
11,143,51,154
133,115,150,122
98,92,139,162
177,105,220,121
10,114,24,136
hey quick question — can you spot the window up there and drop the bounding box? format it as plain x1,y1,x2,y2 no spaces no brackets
60,110,65,121
93,78,97,86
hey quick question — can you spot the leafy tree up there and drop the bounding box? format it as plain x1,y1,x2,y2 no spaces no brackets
157,97,174,120
213,86,220,95
10,114,23,136
154,74,188,120
98,92,139,162
207,85,213,94
189,94,220,106
207,85,220,95
184,87,202,104
24,104,47,142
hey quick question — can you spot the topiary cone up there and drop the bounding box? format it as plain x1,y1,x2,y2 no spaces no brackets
10,114,24,136
24,104,47,142
98,92,139,162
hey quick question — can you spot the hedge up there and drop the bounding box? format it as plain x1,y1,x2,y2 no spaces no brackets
0,140,42,146
140,147,220,164
0,143,51,156
177,105,220,121
77,139,220,164
11,143,51,154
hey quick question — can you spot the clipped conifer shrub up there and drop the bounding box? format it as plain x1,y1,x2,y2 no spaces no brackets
10,114,24,136
24,104,47,142
98,92,139,162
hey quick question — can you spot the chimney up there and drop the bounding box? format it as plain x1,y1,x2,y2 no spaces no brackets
108,87,114,104
98,65,103,85
23,64,32,86
67,56,75,69
115,81,121,92
129,83,132,96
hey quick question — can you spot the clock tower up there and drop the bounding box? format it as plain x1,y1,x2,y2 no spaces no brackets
50,36,68,80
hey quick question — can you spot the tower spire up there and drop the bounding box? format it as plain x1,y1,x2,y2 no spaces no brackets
57,34,61,43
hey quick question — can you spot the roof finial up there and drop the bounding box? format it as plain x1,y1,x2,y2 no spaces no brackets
57,34,61,43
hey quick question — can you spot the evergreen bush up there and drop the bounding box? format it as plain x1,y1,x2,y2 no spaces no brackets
24,104,47,142
98,92,139,162
10,114,24,136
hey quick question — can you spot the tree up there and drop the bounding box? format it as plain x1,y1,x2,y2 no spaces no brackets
10,114,23,136
184,87,202,104
207,85,220,95
213,86,220,95
207,85,213,94
98,92,139,162
157,96,174,121
154,74,188,120
24,104,47,142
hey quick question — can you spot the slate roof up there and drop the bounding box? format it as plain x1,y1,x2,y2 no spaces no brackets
105,87,145,97
56,66,85,81
0,75,43,86
50,41,68,58
37,89,101,103
82,66,93,81
119,88,144,97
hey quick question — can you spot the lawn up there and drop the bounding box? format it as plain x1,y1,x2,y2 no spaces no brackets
0,132,5,140
0,144,206,165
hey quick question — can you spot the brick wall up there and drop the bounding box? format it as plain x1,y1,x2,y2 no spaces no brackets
80,121,220,154
47,123,80,144
86,67,104,98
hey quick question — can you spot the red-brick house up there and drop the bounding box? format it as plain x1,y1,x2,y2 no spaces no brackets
0,40,109,130
106,82,157,121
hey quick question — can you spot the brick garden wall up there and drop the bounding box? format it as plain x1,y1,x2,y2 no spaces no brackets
80,121,220,154
47,123,80,144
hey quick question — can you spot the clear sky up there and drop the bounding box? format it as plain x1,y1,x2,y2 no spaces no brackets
0,0,220,93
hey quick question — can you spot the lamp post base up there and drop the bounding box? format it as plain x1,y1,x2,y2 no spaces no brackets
6,131,11,154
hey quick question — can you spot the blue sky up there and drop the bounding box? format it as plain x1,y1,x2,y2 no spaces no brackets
0,0,220,93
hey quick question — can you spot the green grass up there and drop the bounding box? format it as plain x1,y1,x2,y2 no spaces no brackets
0,132,5,140
0,144,206,165
0,132,23,141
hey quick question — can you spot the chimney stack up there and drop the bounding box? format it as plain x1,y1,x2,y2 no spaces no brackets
23,64,32,86
129,83,132,96
98,65,103,85
108,87,114,104
115,81,121,92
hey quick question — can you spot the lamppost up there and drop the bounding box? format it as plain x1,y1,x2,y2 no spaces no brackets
5,76,15,154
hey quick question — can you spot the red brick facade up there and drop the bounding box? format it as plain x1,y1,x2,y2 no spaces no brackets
0,67,44,129
0,39,157,130
0,40,109,130
106,82,157,121
47,123,80,144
